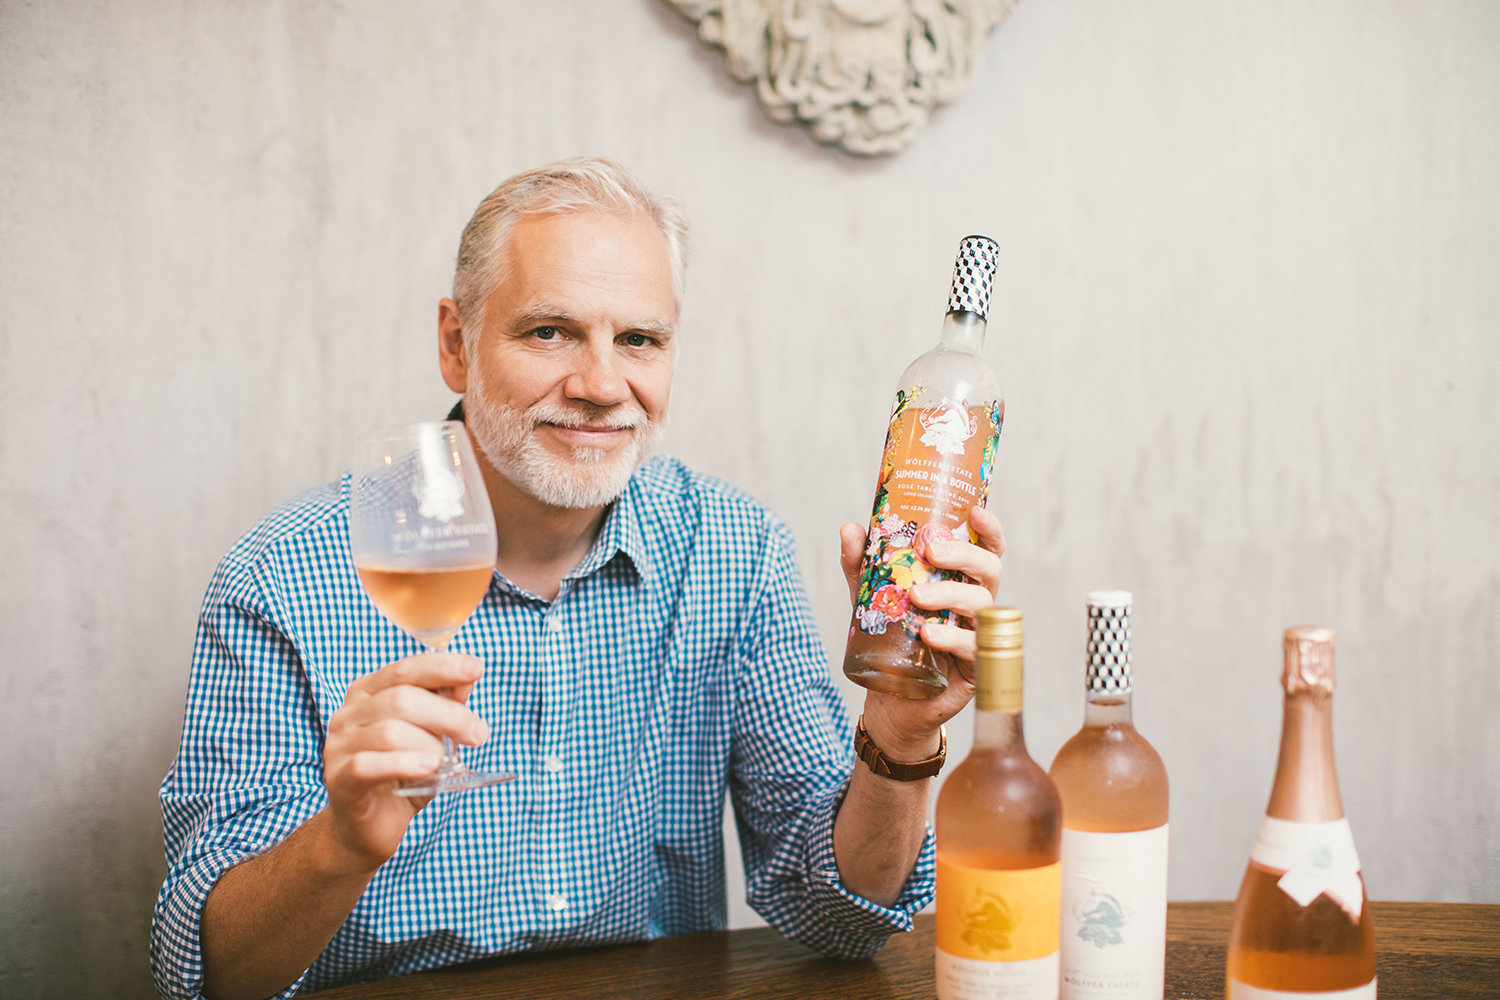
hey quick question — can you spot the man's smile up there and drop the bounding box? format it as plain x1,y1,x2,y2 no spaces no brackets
527,400,646,453
542,422,633,449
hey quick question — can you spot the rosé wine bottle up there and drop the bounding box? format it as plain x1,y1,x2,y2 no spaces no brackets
1049,593,1170,1000
842,236,1005,699
935,607,1062,1000
1227,627,1377,998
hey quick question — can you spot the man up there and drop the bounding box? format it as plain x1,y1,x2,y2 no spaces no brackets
152,158,1003,999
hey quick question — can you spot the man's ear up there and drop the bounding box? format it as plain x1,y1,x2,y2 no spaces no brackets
437,299,468,394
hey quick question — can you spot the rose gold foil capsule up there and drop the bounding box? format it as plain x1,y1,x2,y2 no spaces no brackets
1283,625,1337,695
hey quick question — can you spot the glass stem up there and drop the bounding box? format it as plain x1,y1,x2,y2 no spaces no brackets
423,645,468,775
441,736,464,772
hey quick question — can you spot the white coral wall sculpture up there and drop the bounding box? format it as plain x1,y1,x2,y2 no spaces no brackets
665,0,1018,156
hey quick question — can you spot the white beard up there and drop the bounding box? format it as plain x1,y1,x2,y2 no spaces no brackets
464,366,664,509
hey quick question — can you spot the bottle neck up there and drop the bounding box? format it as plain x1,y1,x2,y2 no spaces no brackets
973,643,1025,749
1266,690,1345,821
1082,691,1135,727
940,310,987,354
973,706,1027,750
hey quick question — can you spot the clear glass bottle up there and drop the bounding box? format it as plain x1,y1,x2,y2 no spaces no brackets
1048,592,1170,1000
842,236,1005,700
1227,626,1377,998
935,607,1062,1000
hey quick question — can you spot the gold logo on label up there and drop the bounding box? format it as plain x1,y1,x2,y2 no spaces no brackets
961,887,1015,954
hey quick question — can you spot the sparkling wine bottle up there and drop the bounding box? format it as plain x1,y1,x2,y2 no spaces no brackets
935,607,1062,1000
1227,626,1377,998
843,236,1005,699
1048,592,1170,1000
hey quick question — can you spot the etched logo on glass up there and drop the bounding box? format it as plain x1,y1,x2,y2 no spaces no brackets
414,467,465,522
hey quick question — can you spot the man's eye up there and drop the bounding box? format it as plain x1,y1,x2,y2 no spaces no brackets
624,333,650,347
534,327,559,341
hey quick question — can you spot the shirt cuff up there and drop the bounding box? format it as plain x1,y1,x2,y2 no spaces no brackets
782,784,937,959
804,791,930,941
152,845,312,1000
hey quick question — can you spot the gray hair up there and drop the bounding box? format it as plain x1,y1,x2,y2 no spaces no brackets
452,157,691,350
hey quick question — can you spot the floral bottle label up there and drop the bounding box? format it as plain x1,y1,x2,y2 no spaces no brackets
852,390,1003,642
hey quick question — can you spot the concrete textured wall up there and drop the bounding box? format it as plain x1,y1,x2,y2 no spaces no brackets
2,1,1496,996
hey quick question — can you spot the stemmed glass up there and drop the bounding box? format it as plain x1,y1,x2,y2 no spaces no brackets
349,421,515,796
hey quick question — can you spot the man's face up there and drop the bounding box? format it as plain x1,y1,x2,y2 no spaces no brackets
458,210,677,509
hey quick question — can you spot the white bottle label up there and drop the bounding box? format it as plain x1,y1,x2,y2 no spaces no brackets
1229,977,1377,998
1249,817,1364,920
937,949,1060,1000
1058,825,1169,1000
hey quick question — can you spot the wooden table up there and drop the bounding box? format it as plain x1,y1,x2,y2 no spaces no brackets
311,901,1499,999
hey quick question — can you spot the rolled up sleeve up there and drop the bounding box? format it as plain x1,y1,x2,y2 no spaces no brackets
151,555,326,999
728,516,936,959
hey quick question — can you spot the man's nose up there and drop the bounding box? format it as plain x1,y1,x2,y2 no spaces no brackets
564,339,632,407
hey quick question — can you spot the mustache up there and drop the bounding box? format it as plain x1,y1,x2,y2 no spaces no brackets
526,402,647,431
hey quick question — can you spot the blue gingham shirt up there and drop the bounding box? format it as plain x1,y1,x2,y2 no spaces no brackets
152,455,936,997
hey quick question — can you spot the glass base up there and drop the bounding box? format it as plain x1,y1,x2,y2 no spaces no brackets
842,633,948,699
394,767,517,797
844,663,948,700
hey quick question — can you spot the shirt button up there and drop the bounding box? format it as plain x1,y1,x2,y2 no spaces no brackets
543,755,564,773
547,617,565,633
545,894,568,912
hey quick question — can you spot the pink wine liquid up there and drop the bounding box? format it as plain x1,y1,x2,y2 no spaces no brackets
355,564,493,648
937,738,1061,869
1228,864,1375,992
1048,705,1169,832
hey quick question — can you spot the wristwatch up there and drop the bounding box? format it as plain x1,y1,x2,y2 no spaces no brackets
853,715,947,780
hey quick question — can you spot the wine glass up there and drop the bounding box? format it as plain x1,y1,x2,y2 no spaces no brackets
349,420,515,796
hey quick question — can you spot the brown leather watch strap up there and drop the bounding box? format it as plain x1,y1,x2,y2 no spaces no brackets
853,715,946,781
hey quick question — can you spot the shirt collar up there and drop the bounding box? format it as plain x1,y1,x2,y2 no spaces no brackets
566,481,650,585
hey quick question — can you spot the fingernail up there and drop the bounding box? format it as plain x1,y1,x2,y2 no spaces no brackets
471,720,489,744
